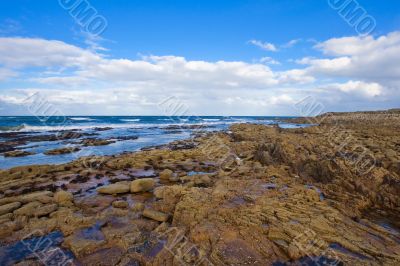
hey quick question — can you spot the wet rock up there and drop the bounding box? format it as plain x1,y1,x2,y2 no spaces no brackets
93,127,113,131
81,138,115,147
217,237,264,265
44,147,80,155
1,111,400,265
0,143,17,153
112,200,128,209
114,135,139,141
63,222,106,257
96,183,130,195
130,178,156,193
168,141,197,150
0,202,21,215
55,131,88,140
75,195,114,214
3,150,34,157
78,247,124,265
142,209,169,222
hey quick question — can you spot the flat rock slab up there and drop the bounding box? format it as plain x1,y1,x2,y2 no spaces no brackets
0,202,21,215
130,178,156,193
97,183,130,194
142,209,169,222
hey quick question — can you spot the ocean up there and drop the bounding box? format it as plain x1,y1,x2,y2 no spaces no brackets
0,116,303,169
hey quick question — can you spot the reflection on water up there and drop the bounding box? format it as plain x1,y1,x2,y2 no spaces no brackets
0,231,75,265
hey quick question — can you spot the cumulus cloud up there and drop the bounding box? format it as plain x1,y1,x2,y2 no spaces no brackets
277,69,315,84
328,81,383,98
0,38,309,90
0,37,102,68
224,94,294,106
0,32,399,115
304,31,400,87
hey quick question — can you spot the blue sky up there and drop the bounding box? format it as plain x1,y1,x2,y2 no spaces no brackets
0,0,399,115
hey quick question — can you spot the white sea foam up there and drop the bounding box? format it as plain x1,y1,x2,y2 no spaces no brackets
120,119,140,122
69,117,96,121
15,123,143,132
202,118,221,122
5,120,240,132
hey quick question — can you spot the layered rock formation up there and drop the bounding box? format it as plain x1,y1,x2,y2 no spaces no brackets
0,111,399,265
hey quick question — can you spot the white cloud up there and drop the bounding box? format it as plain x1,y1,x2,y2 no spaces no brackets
329,81,384,98
260,57,281,65
224,94,294,106
0,37,102,68
0,38,313,91
0,33,399,115
1,88,156,106
303,31,400,88
31,76,90,86
314,32,400,56
0,94,27,104
282,39,301,48
0,68,16,80
277,69,315,84
248,39,277,51
269,94,295,105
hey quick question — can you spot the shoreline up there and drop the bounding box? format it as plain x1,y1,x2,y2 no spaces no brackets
0,111,400,265
0,116,305,170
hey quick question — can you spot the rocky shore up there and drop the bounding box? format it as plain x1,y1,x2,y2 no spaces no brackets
0,111,399,265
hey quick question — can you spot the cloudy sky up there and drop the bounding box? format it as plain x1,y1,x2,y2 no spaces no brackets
0,0,399,115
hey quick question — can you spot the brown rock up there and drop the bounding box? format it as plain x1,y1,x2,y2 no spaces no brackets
14,201,42,217
112,200,128,209
97,183,130,194
78,247,124,266
0,213,13,223
44,147,80,155
54,190,74,205
34,204,58,217
142,208,169,222
130,178,156,193
3,150,34,157
19,191,54,204
64,225,106,257
159,169,173,180
0,202,21,215
287,244,302,260
81,138,115,147
132,203,145,212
